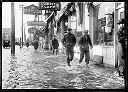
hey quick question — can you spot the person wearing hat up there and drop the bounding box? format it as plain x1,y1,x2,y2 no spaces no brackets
78,30,93,67
62,28,76,66
115,18,126,79
52,35,59,55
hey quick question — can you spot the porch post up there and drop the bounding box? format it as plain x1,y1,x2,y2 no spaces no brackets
114,3,118,67
60,19,65,54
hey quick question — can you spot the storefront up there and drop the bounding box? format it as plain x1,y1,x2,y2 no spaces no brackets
54,2,125,67
92,2,125,67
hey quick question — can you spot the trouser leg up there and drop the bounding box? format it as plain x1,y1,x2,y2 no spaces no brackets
79,49,84,63
56,48,58,55
70,48,74,61
53,48,55,55
85,50,90,64
66,48,70,66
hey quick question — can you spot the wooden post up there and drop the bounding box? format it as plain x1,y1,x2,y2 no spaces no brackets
24,24,26,45
11,2,15,56
61,19,65,54
20,5,24,48
114,3,118,67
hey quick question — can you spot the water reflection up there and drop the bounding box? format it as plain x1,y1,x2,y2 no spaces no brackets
2,48,125,89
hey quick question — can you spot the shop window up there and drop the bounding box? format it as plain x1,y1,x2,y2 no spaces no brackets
71,13,77,29
96,15,114,46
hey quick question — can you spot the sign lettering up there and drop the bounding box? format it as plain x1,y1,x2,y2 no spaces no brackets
39,2,61,11
24,4,42,15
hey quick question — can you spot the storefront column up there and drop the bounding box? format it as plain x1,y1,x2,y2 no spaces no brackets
49,20,52,49
89,6,94,46
89,4,99,59
60,19,65,54
82,2,85,32
114,3,119,67
84,3,89,31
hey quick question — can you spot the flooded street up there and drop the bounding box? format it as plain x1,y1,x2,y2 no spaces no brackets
2,46,125,89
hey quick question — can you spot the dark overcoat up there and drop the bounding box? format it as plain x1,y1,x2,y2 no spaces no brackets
52,38,59,49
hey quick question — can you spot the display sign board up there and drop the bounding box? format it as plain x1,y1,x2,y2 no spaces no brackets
24,4,42,15
27,21,45,26
106,14,113,27
39,2,61,11
28,27,38,34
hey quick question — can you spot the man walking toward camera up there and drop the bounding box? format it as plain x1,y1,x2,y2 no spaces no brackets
62,28,76,66
78,30,93,67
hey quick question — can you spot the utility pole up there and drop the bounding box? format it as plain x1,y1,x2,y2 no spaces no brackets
19,5,24,48
24,24,26,45
11,2,15,56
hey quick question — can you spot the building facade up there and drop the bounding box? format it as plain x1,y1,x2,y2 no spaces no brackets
40,2,125,67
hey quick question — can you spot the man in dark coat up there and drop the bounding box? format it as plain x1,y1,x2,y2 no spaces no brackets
62,28,76,66
52,35,59,55
116,18,126,78
78,30,93,66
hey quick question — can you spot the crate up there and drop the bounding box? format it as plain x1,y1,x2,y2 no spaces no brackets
93,55,103,65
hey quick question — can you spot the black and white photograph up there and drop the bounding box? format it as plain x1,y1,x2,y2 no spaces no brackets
2,2,127,89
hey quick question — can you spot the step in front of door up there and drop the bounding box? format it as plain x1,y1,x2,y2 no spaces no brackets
93,55,103,65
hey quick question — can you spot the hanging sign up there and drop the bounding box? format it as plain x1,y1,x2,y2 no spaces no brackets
27,21,45,26
39,2,61,11
106,14,113,27
28,27,38,34
24,4,42,15
105,14,113,33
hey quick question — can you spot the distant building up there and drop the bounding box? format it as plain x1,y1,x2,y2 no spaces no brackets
2,28,11,41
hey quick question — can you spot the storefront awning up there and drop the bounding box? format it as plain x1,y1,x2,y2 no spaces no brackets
55,2,71,22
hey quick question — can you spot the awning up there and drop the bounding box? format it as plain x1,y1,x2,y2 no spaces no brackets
55,2,71,22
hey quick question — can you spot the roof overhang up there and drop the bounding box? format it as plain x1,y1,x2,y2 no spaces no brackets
55,2,72,22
